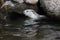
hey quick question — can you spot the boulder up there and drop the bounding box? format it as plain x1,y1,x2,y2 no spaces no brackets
24,0,38,4
13,0,24,3
0,0,38,20
7,3,38,14
40,0,60,18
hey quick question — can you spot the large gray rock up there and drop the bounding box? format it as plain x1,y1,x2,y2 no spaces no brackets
5,2,38,14
24,0,38,4
12,3,38,14
1,0,38,13
13,0,24,3
0,0,38,20
40,0,60,17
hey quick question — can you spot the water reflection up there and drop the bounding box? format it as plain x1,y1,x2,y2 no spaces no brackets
2,16,40,38
0,14,60,40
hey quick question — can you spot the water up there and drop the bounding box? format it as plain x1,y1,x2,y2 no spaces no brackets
0,13,60,40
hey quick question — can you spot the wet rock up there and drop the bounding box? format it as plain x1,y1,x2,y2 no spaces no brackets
13,0,24,3
24,0,38,4
5,3,38,14
40,0,60,18
1,1,15,8
0,0,38,15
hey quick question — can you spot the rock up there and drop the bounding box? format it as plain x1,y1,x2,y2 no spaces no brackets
7,3,38,14
0,0,38,18
24,0,38,4
1,1,15,8
0,0,38,14
13,0,24,3
40,0,60,18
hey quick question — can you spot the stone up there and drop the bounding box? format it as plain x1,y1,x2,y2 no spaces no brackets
1,1,15,8
40,0,60,18
13,0,24,3
0,0,38,18
1,0,38,14
7,3,38,14
24,0,38,4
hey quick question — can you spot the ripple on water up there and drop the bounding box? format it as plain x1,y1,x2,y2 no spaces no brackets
2,18,39,37
0,16,60,40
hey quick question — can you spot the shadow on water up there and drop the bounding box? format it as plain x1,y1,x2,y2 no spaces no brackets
0,12,60,40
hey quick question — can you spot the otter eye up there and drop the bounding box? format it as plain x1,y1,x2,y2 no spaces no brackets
26,11,29,12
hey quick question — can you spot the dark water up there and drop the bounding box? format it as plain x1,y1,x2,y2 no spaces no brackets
0,13,60,40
